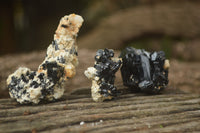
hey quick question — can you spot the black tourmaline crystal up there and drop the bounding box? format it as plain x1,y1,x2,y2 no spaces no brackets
94,48,121,97
120,47,169,94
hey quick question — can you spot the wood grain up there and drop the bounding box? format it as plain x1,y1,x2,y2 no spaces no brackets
0,87,200,133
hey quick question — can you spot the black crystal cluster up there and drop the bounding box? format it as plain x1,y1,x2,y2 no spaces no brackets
120,47,169,94
8,61,65,103
94,49,121,97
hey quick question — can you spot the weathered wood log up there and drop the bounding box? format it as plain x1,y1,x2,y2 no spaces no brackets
79,1,200,49
0,87,200,133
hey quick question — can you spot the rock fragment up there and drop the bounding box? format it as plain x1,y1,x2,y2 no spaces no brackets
120,47,169,94
85,49,121,102
7,14,84,104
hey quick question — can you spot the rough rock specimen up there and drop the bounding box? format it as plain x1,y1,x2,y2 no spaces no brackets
85,49,121,102
7,14,84,104
120,47,170,94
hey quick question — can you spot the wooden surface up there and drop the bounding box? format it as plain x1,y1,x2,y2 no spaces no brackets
0,87,200,133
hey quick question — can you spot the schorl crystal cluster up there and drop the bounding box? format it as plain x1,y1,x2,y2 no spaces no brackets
85,49,121,102
120,47,170,94
7,14,84,104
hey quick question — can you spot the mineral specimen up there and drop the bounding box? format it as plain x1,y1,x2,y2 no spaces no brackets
7,14,84,104
84,49,121,102
120,47,170,94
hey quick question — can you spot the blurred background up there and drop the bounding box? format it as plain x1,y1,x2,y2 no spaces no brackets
1,0,200,60
0,0,200,98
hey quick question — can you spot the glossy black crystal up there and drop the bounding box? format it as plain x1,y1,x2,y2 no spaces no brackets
120,47,169,94
94,48,121,97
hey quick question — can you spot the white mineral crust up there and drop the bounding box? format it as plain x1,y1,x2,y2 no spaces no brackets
7,14,83,104
85,67,108,102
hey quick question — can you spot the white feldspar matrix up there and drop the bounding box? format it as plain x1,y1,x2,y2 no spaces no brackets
85,49,121,102
7,14,84,104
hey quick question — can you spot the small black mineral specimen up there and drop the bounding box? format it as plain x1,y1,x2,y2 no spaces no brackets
85,48,121,102
120,47,169,94
95,48,121,97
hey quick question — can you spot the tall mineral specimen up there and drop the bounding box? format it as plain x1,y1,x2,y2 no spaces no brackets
7,14,84,104
85,49,121,102
120,47,170,94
